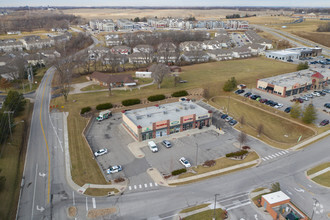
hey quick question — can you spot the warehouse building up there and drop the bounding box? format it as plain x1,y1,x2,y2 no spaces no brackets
122,101,212,141
257,69,330,97
265,47,322,61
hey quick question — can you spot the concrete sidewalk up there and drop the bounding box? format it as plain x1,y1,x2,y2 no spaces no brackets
290,130,330,151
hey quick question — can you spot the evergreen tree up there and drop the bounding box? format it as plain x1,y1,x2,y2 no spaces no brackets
290,102,301,119
302,104,317,124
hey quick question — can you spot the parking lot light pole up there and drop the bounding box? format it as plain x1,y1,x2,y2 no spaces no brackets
213,193,219,220
195,143,199,166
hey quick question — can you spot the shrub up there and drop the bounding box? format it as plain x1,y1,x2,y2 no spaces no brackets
297,62,309,71
171,168,187,176
203,160,216,167
223,77,237,92
171,90,188,97
242,146,251,150
114,177,125,183
81,106,91,114
147,94,166,102
122,99,141,106
226,150,248,158
96,103,113,110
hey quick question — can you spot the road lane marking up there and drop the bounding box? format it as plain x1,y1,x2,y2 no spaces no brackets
268,155,273,159
149,183,153,187
298,183,314,195
275,153,279,156
39,73,52,204
129,186,132,190
31,163,38,220
92,198,96,209
139,184,142,189
36,206,44,212
134,185,137,189
285,150,289,153
144,184,148,188
85,197,88,211
155,183,158,186
48,113,63,152
286,190,292,195
72,191,75,206
39,172,46,177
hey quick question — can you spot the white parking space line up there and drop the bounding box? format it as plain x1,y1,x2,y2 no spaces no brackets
149,183,153,187
92,198,96,209
139,184,142,189
144,184,148,188
134,185,137,189
129,186,132,190
155,182,158,186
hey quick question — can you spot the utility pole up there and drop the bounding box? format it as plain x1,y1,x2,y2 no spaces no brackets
4,111,14,141
195,142,199,166
213,194,219,220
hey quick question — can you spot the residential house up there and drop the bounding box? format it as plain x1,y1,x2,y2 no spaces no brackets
181,51,210,63
117,19,135,30
135,71,152,78
133,44,154,53
88,71,136,87
247,43,266,55
213,35,231,48
103,54,127,65
202,40,222,50
245,30,273,49
128,53,153,64
25,53,45,65
157,42,177,53
206,49,233,61
179,41,203,52
232,46,252,58
105,34,122,46
215,29,228,37
20,36,55,50
156,52,178,64
111,45,131,55
0,41,24,52
88,46,110,60
226,20,249,29
39,50,61,59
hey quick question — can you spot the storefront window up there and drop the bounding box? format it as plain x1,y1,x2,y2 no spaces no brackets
183,122,193,131
142,131,153,141
170,126,180,134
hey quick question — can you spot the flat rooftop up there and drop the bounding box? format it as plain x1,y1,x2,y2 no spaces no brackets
259,68,330,89
124,101,209,128
262,191,290,204
266,50,300,56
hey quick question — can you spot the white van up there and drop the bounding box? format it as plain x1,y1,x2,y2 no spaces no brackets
148,141,158,153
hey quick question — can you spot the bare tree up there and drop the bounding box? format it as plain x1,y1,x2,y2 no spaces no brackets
237,131,248,147
174,75,181,87
53,57,75,102
148,64,171,89
256,123,264,137
239,116,245,127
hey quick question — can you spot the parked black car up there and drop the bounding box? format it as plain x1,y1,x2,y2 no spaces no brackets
284,107,292,113
244,92,252,97
324,103,330,108
235,89,245,94
229,120,237,126
221,114,228,119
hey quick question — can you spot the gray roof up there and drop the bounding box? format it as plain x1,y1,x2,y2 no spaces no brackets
125,101,209,128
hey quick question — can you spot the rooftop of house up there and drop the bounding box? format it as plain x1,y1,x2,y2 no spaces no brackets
124,100,209,128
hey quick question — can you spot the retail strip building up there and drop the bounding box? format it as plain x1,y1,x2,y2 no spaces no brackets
122,101,212,141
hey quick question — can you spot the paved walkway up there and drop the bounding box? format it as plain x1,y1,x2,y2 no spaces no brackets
308,167,330,179
70,81,154,95
290,130,330,151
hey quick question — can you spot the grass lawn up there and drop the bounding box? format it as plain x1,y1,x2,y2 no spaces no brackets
179,152,258,179
180,203,210,213
312,171,330,187
211,96,315,149
252,192,270,207
183,208,225,220
307,162,330,176
252,187,267,193
51,57,297,185
84,188,119,196
0,101,33,220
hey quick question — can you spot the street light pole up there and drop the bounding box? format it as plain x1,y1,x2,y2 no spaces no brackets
195,143,199,166
213,194,219,220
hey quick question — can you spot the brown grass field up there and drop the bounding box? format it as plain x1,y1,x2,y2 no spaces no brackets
62,8,287,20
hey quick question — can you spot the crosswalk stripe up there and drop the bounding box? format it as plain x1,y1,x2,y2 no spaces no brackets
262,158,266,161
271,154,276,158
285,150,289,153
144,183,148,188
265,156,269,160
278,152,283,155
281,151,286,154
275,153,279,156
149,183,153,187
134,185,137,189
139,184,142,189
155,182,158,186
268,155,273,159
129,186,132,190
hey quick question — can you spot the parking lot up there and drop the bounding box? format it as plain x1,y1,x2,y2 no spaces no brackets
234,85,330,126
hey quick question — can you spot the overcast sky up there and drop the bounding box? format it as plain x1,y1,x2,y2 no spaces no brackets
1,0,329,7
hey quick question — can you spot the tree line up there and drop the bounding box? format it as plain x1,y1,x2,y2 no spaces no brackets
0,11,82,34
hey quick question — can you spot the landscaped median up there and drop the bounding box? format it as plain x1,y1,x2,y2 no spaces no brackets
307,162,330,187
167,151,260,185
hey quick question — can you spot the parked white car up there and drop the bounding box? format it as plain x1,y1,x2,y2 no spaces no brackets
94,148,108,157
148,141,159,152
179,157,191,168
106,165,122,174
274,103,283,109
312,91,320,97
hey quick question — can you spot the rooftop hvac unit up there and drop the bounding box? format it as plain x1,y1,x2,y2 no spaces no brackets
147,114,151,117
136,115,142,120
184,106,188,110
163,111,167,114
176,108,180,112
